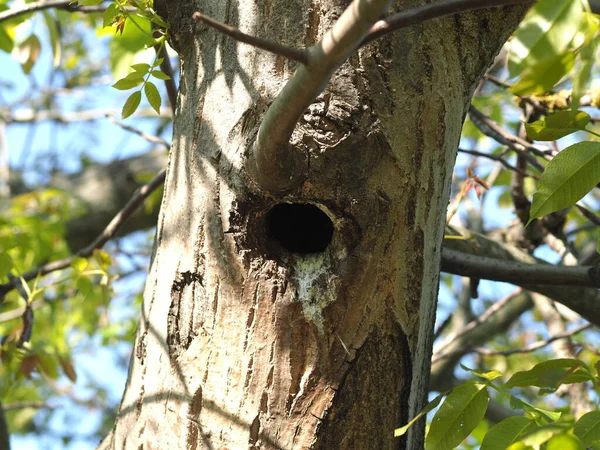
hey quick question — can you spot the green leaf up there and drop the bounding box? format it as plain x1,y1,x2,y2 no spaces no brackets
93,249,112,270
509,0,584,77
481,416,536,450
528,142,600,224
509,395,561,423
42,11,61,68
518,423,570,447
0,251,13,279
574,411,600,447
59,357,77,383
70,256,88,273
103,3,119,28
14,34,42,74
460,364,502,381
425,383,489,450
122,90,142,119
0,24,14,53
112,72,145,90
395,392,445,437
505,359,591,389
545,433,584,450
150,70,171,80
131,63,151,73
109,15,156,81
571,14,598,111
38,352,60,380
144,81,161,114
77,0,104,5
509,51,575,96
525,111,590,141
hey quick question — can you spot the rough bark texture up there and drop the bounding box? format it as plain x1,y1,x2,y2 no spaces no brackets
101,1,527,448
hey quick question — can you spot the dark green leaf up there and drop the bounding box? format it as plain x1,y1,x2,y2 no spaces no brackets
574,411,600,447
481,416,536,450
426,383,489,450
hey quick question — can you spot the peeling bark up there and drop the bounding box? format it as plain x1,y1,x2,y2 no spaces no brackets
101,1,528,448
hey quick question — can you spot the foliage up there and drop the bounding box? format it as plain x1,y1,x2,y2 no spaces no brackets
398,361,600,449
0,0,599,448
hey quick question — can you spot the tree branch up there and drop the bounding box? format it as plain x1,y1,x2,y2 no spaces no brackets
0,0,117,24
248,0,392,192
442,249,599,287
363,0,536,45
457,148,538,179
468,105,548,167
431,290,533,390
442,226,600,326
192,12,309,65
0,167,166,300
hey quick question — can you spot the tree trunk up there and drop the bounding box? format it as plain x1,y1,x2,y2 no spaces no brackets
101,1,527,448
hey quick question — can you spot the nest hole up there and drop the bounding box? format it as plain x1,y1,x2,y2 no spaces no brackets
265,203,334,254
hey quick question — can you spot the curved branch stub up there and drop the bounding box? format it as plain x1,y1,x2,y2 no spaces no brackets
246,141,307,193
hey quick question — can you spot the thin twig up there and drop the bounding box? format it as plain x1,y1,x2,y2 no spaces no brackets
192,11,309,65
106,115,170,148
0,0,125,24
437,323,592,360
576,203,600,227
468,105,549,163
0,169,166,300
362,0,535,45
457,148,538,179
152,28,178,114
2,401,54,411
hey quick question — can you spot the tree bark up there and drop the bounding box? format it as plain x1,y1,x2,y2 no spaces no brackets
101,1,528,448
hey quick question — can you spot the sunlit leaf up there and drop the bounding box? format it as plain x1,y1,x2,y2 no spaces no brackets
0,251,13,279
93,249,112,270
518,423,570,447
122,90,142,119
0,24,14,53
42,11,61,68
509,51,575,96
112,72,145,90
460,364,502,381
528,142,600,224
545,433,584,450
70,256,88,273
144,81,161,114
14,34,42,74
525,110,590,141
150,69,171,80
109,15,155,81
509,0,584,77
37,352,60,380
